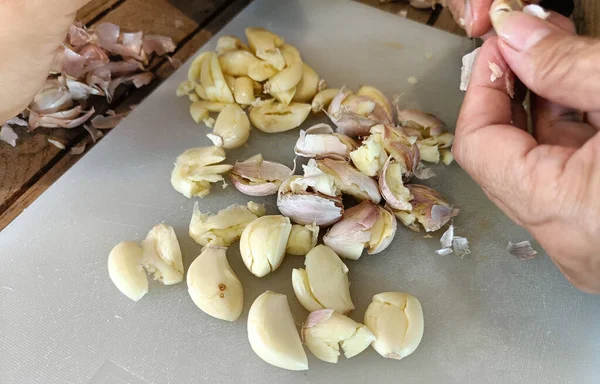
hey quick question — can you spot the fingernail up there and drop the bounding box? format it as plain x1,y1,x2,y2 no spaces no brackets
492,11,555,51
463,0,474,36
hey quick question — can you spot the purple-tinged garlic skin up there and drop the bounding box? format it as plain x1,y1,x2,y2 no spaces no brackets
396,108,445,137
406,184,459,232
317,158,381,204
326,87,392,137
230,154,293,196
379,156,413,211
294,123,358,159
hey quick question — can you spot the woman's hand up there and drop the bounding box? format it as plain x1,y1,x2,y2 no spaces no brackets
454,11,600,293
0,0,90,122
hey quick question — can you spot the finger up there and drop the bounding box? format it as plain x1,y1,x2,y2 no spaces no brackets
493,11,600,112
585,112,600,129
463,0,494,38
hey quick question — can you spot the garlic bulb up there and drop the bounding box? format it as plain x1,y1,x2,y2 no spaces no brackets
323,201,396,260
277,175,344,226
249,102,311,133
326,87,392,137
247,291,308,371
379,156,413,211
303,309,375,363
208,104,250,149
294,124,358,159
286,223,319,256
316,158,381,203
108,241,148,301
292,245,354,314
230,154,294,196
391,184,458,232
245,27,286,70
187,247,243,322
140,224,184,285
240,215,293,277
349,134,387,177
170,146,232,199
364,292,424,360
189,201,266,247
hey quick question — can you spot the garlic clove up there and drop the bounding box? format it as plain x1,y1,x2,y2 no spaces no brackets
396,108,445,137
171,165,211,198
317,157,381,203
240,215,293,277
195,83,209,101
177,80,195,97
293,64,321,103
190,100,232,113
264,62,303,94
215,35,249,55
189,102,210,125
230,153,294,196
390,185,458,232
188,52,211,82
293,245,355,314
303,309,375,363
323,200,381,260
392,209,421,232
349,134,387,177
280,43,302,66
233,76,255,105
270,87,296,105
247,60,279,82
379,156,413,211
249,102,310,133
245,27,286,70
108,241,148,301
294,123,358,159
296,159,341,197
327,87,392,137
247,291,308,371
440,149,454,165
170,146,231,198
416,140,440,164
370,124,421,180
356,85,393,122
364,292,424,360
368,206,397,254
187,247,243,322
200,52,235,103
286,223,319,256
218,50,259,77
291,269,323,312
189,201,265,247
311,88,340,113
141,224,184,285
211,104,250,149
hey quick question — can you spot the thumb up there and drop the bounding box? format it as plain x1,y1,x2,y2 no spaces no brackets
493,11,600,112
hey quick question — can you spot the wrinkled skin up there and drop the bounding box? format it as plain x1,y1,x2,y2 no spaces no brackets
0,0,91,122
454,10,600,293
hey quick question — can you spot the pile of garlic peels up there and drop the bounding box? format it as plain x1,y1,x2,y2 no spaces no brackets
0,22,175,149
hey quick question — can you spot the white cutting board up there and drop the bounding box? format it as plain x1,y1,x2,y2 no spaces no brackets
1,1,599,383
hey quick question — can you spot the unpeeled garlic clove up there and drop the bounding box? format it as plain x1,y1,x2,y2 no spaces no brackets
294,123,358,159
286,223,319,256
248,291,308,370
215,35,249,55
233,76,255,105
392,184,458,232
199,52,235,103
349,134,387,177
292,245,354,314
370,124,421,180
327,87,393,137
249,102,310,133
395,107,445,137
277,175,344,226
364,292,424,360
379,156,413,211
240,215,293,277
245,27,286,70
189,201,265,247
311,88,340,113
293,64,322,103
317,157,382,203
108,241,148,301
140,224,184,285
218,50,259,77
296,159,340,197
230,154,294,196
187,247,243,322
303,309,375,363
170,146,232,198
209,104,250,149
356,85,393,122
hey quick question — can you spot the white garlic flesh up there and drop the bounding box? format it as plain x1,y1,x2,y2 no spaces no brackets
209,104,250,149
286,223,319,256
140,224,184,285
108,241,148,302
249,102,311,133
294,123,358,159
379,156,413,211
349,134,388,177
245,27,286,70
170,146,232,199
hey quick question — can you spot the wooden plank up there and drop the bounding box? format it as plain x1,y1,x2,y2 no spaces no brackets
77,0,123,24
358,0,433,24
573,0,600,36
432,7,466,36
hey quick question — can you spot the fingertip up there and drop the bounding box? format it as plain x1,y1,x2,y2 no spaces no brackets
466,0,494,37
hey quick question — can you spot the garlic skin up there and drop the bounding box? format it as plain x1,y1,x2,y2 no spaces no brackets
230,154,294,196
249,102,311,133
317,157,382,203
364,292,424,360
356,85,393,122
210,104,250,149
349,134,387,177
303,309,375,363
247,291,308,371
311,88,340,113
396,108,445,137
286,223,319,256
240,215,293,278
245,27,286,70
140,224,184,285
108,241,148,301
326,87,392,137
189,201,265,247
292,245,354,314
403,184,458,232
294,123,358,159
187,247,243,322
370,124,422,180
277,175,344,226
379,156,413,211
170,146,232,199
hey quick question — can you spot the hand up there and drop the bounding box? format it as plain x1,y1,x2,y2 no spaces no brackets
0,0,90,122
453,11,600,293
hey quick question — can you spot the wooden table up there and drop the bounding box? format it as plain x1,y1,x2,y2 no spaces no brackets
0,0,597,230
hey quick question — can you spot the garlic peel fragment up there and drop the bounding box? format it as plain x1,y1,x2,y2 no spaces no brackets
230,154,294,196
324,201,380,260
317,158,381,204
294,123,357,159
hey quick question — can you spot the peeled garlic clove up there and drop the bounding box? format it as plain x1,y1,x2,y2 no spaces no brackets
356,85,393,122
392,209,420,232
440,148,454,165
218,50,259,77
189,102,210,125
177,80,195,97
295,159,340,197
189,201,265,247
247,60,278,82
245,27,286,70
396,108,445,137
317,157,381,203
303,309,375,363
210,104,250,149
188,52,211,82
292,245,354,314
323,200,380,260
277,175,344,226
280,43,302,66
349,134,387,177
264,62,303,93
108,241,148,301
247,291,308,371
416,139,440,164
286,223,319,256
187,247,243,322
364,292,424,360
379,156,413,211
294,123,358,159
270,87,296,105
233,76,255,105
490,0,524,30
191,100,231,113
240,215,293,277
200,52,235,103
293,64,321,103
141,224,184,285
311,88,340,113
215,35,249,55
249,102,310,133
368,206,397,255
230,153,294,196
170,146,232,198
